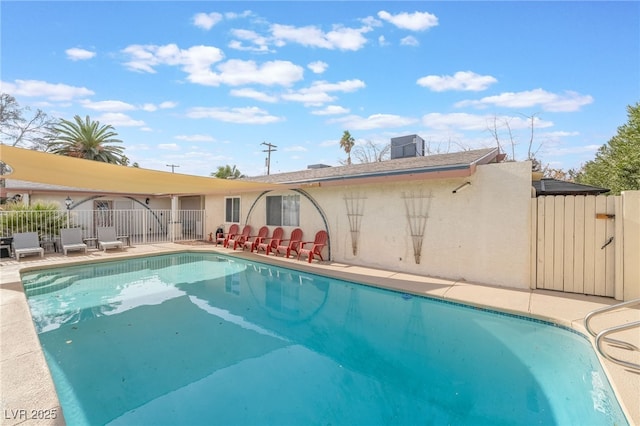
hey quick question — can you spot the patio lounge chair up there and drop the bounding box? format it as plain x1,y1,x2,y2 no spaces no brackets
12,232,45,260
274,228,303,258
229,225,252,250
217,224,239,247
256,227,284,256
298,230,328,263
242,226,269,252
97,227,124,252
60,228,88,256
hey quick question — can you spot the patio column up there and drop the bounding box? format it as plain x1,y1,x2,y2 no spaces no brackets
169,195,181,242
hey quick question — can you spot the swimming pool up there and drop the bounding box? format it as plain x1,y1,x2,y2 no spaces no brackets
23,252,628,425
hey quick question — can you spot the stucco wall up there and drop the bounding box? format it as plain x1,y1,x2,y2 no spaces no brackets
622,191,640,300
206,161,533,290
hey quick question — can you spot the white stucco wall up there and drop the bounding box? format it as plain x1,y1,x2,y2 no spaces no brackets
205,161,533,290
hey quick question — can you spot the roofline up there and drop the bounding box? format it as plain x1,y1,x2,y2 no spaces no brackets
278,147,500,187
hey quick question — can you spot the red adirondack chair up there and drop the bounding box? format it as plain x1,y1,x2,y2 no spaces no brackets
217,224,239,247
274,228,303,258
297,230,328,263
256,227,284,255
243,226,269,252
228,225,252,249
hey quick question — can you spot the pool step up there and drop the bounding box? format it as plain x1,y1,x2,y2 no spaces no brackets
24,274,79,296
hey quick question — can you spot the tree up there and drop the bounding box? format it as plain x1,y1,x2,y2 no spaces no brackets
339,130,355,165
47,115,126,164
574,103,640,194
212,165,244,179
0,93,55,149
352,140,390,163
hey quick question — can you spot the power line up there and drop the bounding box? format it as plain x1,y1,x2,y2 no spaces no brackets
261,142,277,175
166,164,180,173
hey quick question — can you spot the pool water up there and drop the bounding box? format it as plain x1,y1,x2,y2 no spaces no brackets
23,253,628,425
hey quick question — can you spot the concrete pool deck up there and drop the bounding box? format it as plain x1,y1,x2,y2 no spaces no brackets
1,242,638,425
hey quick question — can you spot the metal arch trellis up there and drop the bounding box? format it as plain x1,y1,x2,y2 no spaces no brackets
343,192,366,255
402,189,433,264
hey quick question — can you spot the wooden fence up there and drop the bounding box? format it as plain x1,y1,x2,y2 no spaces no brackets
532,195,622,298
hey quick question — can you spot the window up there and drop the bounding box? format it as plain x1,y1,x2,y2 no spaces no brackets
225,197,240,223
266,195,300,226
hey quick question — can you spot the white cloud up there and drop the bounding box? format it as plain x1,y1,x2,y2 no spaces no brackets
121,43,224,75
418,71,498,92
158,143,181,151
141,101,178,112
331,113,418,130
1,79,94,101
159,101,177,109
225,10,252,20
193,59,304,87
228,29,271,52
95,112,145,127
377,10,439,31
271,23,370,51
175,134,216,142
81,100,135,112
312,105,350,115
65,47,96,61
421,112,553,131
187,106,283,124
282,79,365,106
284,145,307,152
400,36,419,46
378,35,389,46
122,44,302,88
308,61,328,74
230,88,278,103
193,12,223,30
455,89,593,112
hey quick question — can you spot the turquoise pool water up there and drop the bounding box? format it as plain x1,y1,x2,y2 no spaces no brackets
23,253,627,425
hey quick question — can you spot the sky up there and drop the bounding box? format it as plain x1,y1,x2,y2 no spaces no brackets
2,1,638,178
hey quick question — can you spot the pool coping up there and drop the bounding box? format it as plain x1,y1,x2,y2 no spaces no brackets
1,243,638,425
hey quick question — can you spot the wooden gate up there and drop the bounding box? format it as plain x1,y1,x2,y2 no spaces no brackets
532,195,620,297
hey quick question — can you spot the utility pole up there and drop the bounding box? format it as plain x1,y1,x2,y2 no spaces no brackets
166,164,180,173
261,142,277,175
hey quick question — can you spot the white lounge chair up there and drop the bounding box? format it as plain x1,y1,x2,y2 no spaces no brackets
97,227,124,252
60,228,88,255
12,232,45,260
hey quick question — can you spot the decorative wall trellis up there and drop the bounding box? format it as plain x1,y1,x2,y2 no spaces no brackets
402,190,432,264
344,193,366,256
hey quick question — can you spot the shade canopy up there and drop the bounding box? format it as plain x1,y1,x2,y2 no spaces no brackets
0,145,281,196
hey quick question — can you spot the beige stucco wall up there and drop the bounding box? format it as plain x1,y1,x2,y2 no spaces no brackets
622,191,640,300
205,161,533,290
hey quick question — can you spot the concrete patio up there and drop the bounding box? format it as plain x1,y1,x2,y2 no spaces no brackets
1,242,638,425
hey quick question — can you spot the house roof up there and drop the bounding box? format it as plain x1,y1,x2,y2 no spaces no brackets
245,148,502,187
532,178,610,196
0,145,280,196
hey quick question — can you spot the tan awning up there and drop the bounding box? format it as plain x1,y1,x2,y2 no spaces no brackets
0,145,281,196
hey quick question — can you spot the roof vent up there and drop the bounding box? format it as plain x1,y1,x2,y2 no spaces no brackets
308,164,331,169
391,134,425,159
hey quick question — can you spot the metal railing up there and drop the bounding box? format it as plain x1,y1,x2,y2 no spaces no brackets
0,209,206,248
584,298,640,371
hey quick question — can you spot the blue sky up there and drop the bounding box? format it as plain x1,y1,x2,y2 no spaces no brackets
2,1,638,177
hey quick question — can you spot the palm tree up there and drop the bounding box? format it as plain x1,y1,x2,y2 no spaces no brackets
340,130,355,165
47,115,125,164
212,164,244,179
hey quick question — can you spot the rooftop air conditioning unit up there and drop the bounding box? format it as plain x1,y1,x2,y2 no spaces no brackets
390,134,425,159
